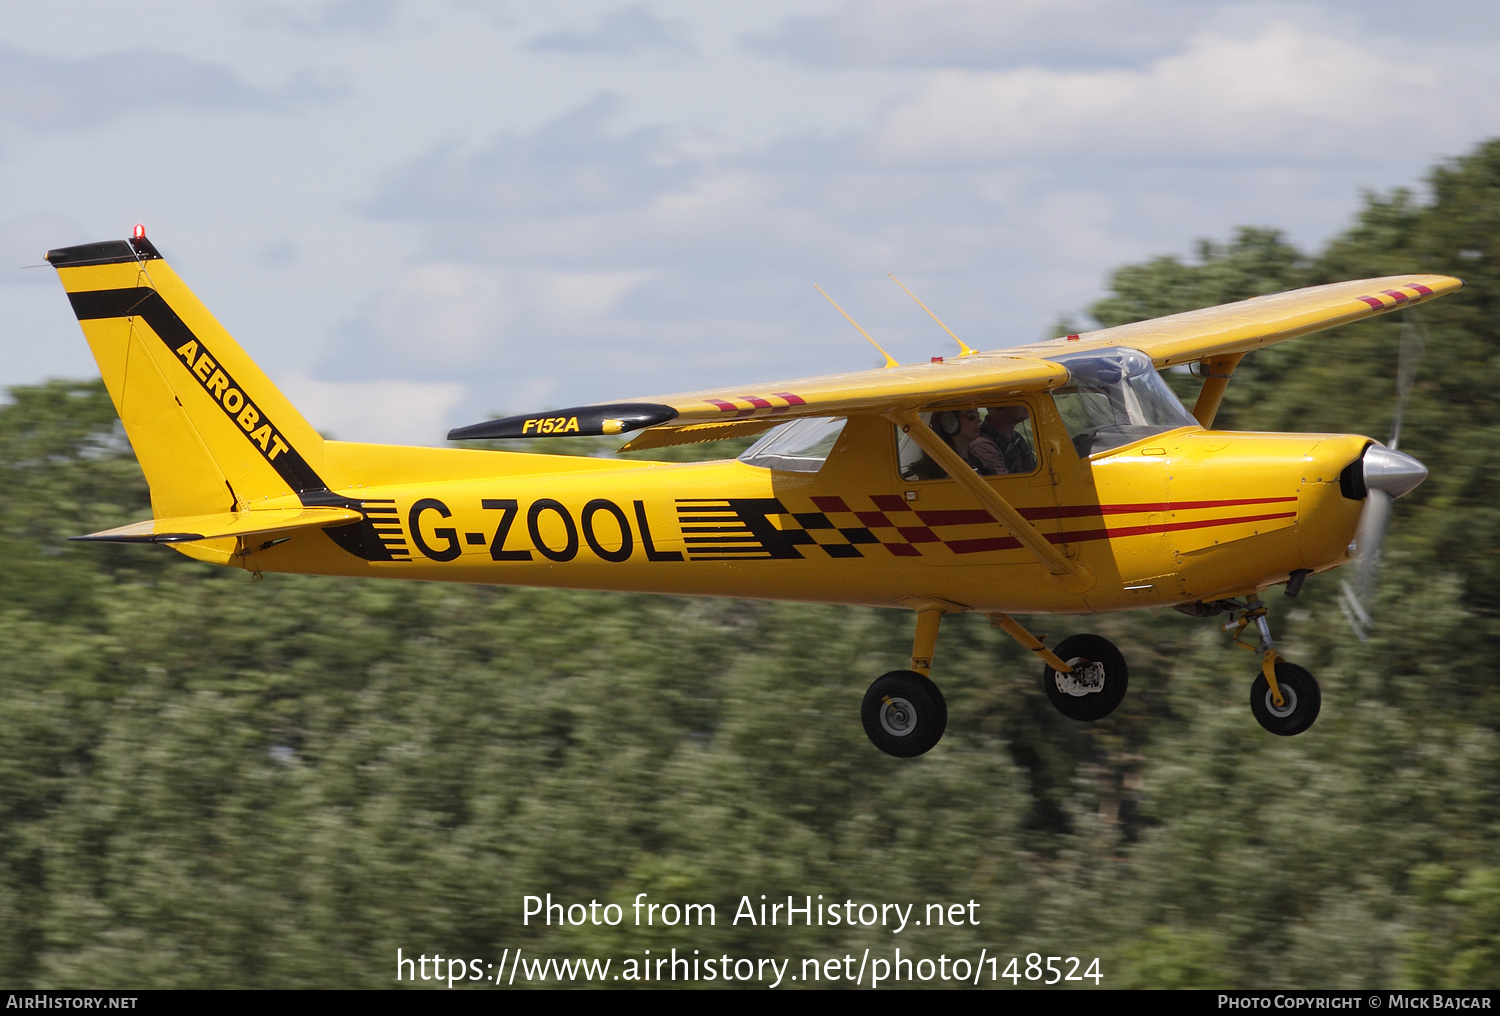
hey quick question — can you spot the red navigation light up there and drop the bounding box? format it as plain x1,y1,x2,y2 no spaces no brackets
133,224,145,239
931,356,944,363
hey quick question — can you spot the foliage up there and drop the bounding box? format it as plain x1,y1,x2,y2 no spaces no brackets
4,140,1500,989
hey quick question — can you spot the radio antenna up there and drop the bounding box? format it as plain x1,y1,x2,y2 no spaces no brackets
814,284,898,368
889,273,975,356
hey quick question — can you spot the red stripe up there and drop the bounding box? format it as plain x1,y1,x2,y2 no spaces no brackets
1017,496,1295,521
1167,496,1296,510
773,392,806,406
857,496,1295,527
1043,512,1296,545
1357,296,1385,309
706,399,740,413
1408,283,1432,296
1380,289,1410,304
811,495,850,513
740,395,773,409
942,511,1297,555
948,535,1022,554
850,494,1295,532
916,508,993,526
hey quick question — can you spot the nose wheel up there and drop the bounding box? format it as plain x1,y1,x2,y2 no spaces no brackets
1250,660,1321,736
1205,594,1323,736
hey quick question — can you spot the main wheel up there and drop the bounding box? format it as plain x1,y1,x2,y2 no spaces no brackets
861,670,948,757
1250,661,1321,736
1042,633,1128,721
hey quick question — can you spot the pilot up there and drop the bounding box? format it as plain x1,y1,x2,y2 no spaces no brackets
981,404,1038,474
934,409,1008,476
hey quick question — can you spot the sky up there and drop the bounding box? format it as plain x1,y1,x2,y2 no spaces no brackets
2,0,1498,444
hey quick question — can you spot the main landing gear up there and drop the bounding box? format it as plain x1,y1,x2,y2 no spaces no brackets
1040,634,1129,722
862,604,951,757
859,604,1129,758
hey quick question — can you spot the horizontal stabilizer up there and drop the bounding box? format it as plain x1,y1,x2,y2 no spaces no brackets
71,507,363,544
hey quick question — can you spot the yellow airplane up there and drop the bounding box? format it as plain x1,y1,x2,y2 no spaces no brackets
47,229,1459,756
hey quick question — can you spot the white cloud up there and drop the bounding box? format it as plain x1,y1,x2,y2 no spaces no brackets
745,0,1202,69
0,43,340,143
363,94,700,224
537,270,658,324
872,23,1488,164
315,259,660,426
524,4,695,60
338,263,519,373
277,372,466,445
0,212,91,286
242,0,401,39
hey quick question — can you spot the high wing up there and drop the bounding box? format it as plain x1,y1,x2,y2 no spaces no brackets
448,274,1462,441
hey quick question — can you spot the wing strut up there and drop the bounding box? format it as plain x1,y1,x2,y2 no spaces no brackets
887,409,1095,593
1191,352,1244,428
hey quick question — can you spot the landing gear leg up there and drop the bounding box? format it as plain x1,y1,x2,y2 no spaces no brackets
991,613,1129,721
1223,595,1321,735
861,604,951,757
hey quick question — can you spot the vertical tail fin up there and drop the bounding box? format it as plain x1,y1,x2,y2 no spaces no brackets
47,233,330,519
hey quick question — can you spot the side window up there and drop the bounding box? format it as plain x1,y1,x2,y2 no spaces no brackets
738,417,847,473
896,404,1039,480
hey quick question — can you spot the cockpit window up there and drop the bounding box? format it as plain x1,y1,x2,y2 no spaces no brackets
738,417,846,473
1049,346,1197,456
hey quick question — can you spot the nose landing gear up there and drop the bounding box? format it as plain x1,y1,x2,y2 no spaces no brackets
1250,661,1321,736
1223,594,1321,736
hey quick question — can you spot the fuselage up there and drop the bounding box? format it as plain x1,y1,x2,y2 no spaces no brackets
229,402,1371,615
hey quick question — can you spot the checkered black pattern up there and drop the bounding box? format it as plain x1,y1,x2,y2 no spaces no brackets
676,495,1021,561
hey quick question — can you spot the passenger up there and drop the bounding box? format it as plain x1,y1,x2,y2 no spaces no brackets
934,409,1008,476
981,404,1038,474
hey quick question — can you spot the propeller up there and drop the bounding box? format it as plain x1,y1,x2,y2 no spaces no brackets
1338,313,1430,640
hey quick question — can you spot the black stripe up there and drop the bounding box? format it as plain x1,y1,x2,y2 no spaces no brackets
46,236,162,267
68,286,327,496
69,288,156,319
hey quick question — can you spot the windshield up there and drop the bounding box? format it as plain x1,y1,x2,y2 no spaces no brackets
1049,347,1197,456
738,417,846,473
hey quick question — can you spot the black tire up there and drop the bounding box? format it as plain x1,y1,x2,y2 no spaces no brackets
1042,633,1128,722
861,670,948,757
1250,661,1321,736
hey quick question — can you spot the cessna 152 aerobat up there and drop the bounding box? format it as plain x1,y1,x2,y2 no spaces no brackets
47,229,1457,756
